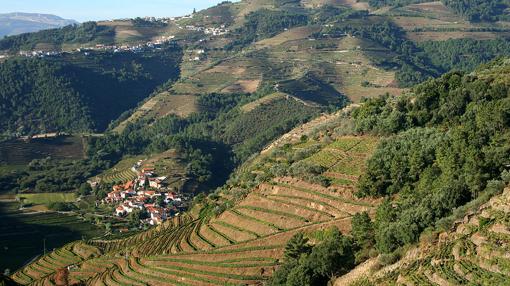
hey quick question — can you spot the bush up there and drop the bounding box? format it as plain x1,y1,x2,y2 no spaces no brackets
47,202,76,212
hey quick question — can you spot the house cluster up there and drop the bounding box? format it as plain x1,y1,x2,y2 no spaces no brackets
176,24,229,37
17,35,176,59
189,49,206,61
104,165,187,225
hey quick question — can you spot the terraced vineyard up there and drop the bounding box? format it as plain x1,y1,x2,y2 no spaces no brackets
11,242,101,285
346,187,510,286
95,157,141,184
0,136,85,165
14,136,380,285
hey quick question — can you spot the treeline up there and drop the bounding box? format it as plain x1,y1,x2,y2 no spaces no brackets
442,0,510,22
351,59,510,253
321,18,510,87
322,20,440,87
131,18,167,28
419,38,510,72
363,0,428,8
227,9,308,49
0,22,114,52
88,89,321,192
310,5,369,24
0,46,182,136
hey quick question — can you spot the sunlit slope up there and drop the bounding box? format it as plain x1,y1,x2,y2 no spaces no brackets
14,134,380,286
341,186,510,286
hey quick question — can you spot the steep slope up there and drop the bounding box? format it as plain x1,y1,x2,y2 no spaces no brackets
0,45,182,135
11,117,381,285
0,13,77,37
340,185,510,286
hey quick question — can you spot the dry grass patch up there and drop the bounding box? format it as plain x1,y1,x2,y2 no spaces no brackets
258,184,350,218
221,79,261,93
171,247,284,263
209,220,263,243
205,65,246,75
254,26,319,48
407,31,504,42
152,93,199,118
114,93,198,133
241,92,286,112
235,207,305,230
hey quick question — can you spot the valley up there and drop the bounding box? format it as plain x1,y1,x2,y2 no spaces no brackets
1,0,510,285
10,133,381,285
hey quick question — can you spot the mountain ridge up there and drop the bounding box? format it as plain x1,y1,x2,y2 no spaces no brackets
0,12,77,37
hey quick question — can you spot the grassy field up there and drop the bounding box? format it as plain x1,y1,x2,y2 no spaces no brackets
113,93,199,133
17,193,77,205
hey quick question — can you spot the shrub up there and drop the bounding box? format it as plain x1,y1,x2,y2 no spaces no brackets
47,202,77,212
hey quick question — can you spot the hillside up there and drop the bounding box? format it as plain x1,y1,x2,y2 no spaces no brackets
2,0,510,137
0,45,182,136
3,0,510,285
342,184,510,286
112,0,510,130
10,114,382,285
0,13,77,37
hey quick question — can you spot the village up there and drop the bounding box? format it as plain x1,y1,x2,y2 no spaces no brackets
103,160,190,226
13,14,229,59
17,34,177,58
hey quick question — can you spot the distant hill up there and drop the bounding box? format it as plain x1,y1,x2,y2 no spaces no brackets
0,12,77,37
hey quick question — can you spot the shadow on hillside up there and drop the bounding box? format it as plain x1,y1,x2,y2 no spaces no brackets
0,201,100,273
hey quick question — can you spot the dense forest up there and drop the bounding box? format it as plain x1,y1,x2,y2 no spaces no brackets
363,0,428,8
0,45,182,136
352,58,510,253
0,59,92,135
0,22,115,52
442,0,510,22
418,38,510,72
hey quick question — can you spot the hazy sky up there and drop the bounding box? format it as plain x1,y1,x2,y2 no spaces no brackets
0,0,232,22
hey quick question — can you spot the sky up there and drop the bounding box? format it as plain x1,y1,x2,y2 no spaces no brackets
0,0,232,22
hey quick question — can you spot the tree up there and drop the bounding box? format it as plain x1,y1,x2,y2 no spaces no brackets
269,227,355,285
351,212,375,251
127,209,145,227
156,196,165,207
284,232,312,261
79,183,92,196
306,228,355,280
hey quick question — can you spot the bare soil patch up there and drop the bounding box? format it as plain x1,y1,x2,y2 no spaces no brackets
221,79,261,93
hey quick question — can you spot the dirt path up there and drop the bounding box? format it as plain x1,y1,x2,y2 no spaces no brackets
261,104,359,154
